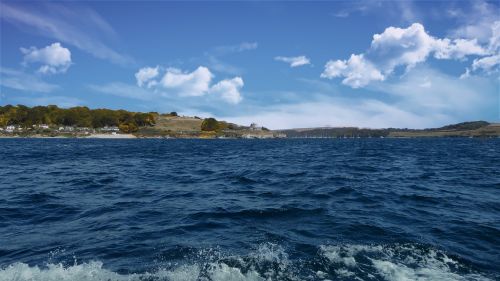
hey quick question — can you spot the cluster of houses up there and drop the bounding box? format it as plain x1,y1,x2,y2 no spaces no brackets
0,125,121,134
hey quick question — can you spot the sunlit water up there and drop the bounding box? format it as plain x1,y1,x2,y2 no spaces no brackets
0,138,498,281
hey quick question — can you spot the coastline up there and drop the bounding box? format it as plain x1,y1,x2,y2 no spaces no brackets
0,134,136,139
1,134,498,139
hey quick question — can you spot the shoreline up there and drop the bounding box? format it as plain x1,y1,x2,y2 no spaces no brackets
0,134,136,139
1,135,498,139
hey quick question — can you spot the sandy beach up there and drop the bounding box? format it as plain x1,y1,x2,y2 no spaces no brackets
86,134,137,139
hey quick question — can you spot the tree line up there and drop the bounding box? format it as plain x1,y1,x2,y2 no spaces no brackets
0,105,157,133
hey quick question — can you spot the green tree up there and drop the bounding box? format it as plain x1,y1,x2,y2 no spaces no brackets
119,122,138,133
201,118,219,131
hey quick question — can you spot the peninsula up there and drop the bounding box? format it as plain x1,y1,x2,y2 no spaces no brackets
1,105,499,138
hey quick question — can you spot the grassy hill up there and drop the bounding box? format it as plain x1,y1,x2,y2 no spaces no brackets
136,115,275,138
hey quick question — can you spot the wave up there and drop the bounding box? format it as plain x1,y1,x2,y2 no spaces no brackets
0,243,495,281
319,243,493,281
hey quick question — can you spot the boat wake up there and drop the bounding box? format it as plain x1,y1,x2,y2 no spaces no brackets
0,243,494,281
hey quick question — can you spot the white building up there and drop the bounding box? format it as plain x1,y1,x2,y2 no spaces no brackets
58,126,74,132
249,123,262,131
32,124,49,129
102,126,120,132
6,125,16,133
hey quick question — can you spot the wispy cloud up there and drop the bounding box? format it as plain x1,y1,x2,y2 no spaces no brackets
207,56,244,76
12,95,83,108
212,42,258,56
204,42,258,75
331,1,418,23
89,82,157,101
449,0,500,43
0,2,132,65
0,68,60,93
274,56,311,68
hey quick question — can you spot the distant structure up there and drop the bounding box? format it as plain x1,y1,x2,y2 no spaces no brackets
249,123,262,131
58,126,75,132
101,126,120,132
33,124,49,129
5,125,17,133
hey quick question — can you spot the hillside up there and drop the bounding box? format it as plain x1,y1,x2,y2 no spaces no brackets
389,122,500,137
0,105,276,138
276,121,500,138
137,115,276,138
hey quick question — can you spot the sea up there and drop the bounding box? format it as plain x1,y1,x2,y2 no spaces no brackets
0,138,498,281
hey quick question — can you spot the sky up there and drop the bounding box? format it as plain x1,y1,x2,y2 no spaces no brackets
0,0,499,129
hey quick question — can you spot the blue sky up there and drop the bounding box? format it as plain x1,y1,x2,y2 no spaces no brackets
0,0,499,129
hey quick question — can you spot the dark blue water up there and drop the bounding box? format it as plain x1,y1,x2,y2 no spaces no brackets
0,138,499,281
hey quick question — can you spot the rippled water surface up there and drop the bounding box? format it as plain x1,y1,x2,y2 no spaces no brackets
0,138,499,280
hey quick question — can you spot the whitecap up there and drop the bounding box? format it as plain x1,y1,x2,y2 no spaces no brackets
320,243,494,281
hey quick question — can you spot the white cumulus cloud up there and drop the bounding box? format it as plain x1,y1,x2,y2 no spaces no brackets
134,65,245,104
20,42,72,74
161,66,213,97
274,56,311,67
210,77,244,104
370,23,486,71
135,66,159,88
322,23,492,88
321,54,384,88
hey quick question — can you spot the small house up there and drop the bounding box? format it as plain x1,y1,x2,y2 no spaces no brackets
249,123,262,131
102,126,120,132
6,125,16,133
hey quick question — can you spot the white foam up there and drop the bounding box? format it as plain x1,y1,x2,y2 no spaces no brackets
320,243,493,281
0,244,291,281
0,243,493,281
208,263,264,281
0,261,131,281
153,265,200,281
320,244,382,267
0,261,268,281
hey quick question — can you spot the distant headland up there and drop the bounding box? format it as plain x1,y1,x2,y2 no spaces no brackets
0,105,499,138
277,121,500,138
